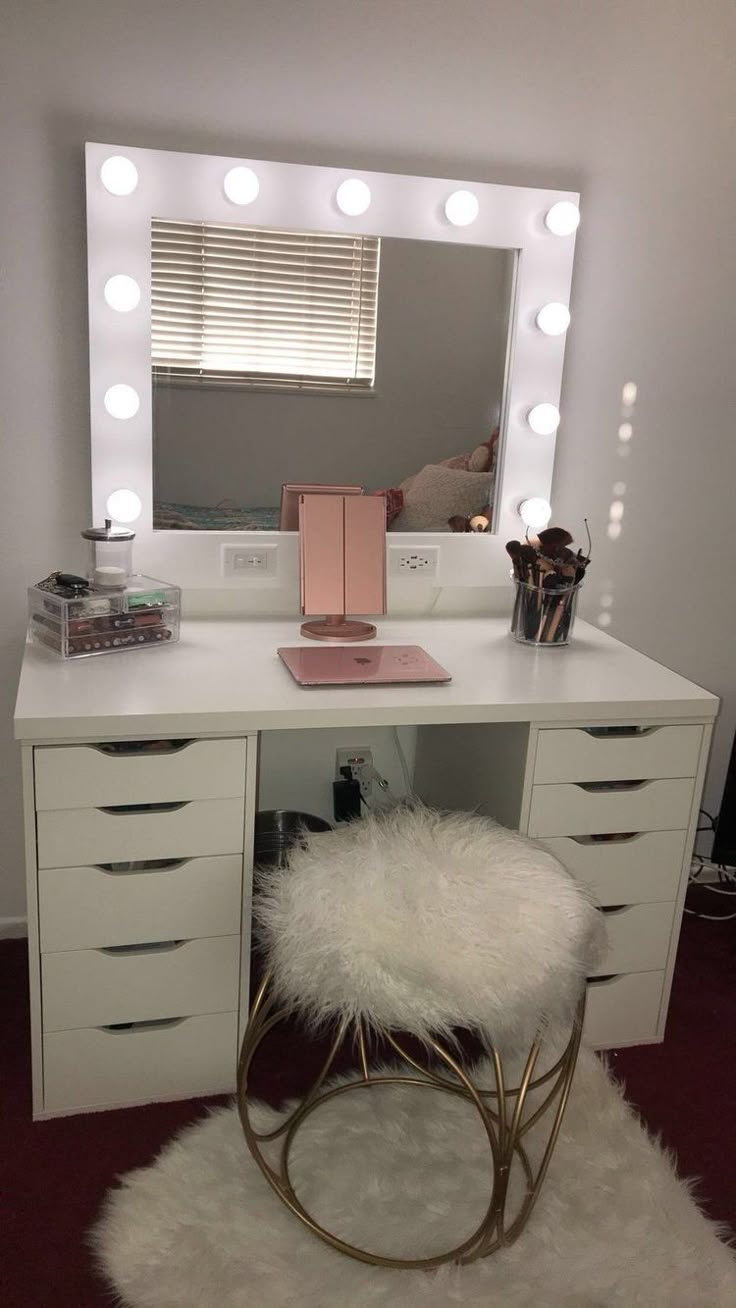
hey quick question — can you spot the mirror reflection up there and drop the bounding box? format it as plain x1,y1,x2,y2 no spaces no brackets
151,220,515,532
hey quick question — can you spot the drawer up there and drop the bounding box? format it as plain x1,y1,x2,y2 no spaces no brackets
539,831,688,905
36,797,245,869
34,738,247,810
584,971,665,1048
534,725,702,785
43,1011,238,1114
38,855,243,952
592,902,676,976
527,778,695,837
42,934,241,1031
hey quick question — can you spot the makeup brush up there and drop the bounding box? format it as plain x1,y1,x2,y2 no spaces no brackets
537,527,573,553
519,543,539,584
505,540,525,580
544,593,569,643
506,541,527,632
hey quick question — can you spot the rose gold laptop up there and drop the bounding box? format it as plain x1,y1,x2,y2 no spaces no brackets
278,645,452,687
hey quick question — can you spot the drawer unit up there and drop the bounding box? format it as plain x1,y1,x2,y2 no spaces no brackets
534,726,702,785
43,1012,239,1114
26,729,255,1116
36,797,245,869
42,935,241,1032
34,738,247,810
592,902,676,976
539,831,688,905
38,855,243,952
584,971,665,1048
527,778,695,838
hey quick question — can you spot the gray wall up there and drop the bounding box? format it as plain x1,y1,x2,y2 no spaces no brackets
153,238,510,507
2,0,735,924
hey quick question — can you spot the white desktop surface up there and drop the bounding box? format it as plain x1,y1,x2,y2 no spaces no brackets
14,617,718,742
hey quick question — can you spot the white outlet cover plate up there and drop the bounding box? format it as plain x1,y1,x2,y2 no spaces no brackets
221,543,279,580
388,545,440,578
335,746,373,781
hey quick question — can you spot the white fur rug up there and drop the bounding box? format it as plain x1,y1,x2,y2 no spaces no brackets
92,1049,735,1307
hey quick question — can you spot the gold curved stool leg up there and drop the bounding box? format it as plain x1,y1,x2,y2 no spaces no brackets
236,975,586,1269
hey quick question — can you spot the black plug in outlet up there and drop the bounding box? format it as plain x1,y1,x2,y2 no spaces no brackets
333,767,362,822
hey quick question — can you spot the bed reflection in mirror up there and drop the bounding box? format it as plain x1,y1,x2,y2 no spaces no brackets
151,221,515,533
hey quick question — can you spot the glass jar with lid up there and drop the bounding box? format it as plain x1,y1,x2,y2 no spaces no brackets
81,519,135,589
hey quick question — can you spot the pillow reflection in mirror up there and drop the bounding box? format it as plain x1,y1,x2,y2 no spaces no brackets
390,465,492,532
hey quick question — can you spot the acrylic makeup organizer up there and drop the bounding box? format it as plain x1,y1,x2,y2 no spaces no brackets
28,575,181,659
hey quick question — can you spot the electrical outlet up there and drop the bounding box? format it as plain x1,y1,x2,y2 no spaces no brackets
221,543,278,579
388,545,440,579
335,747,373,801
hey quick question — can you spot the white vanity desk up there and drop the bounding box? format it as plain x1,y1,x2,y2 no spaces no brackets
15,615,717,1118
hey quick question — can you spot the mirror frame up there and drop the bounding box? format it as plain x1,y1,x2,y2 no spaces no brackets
85,142,579,590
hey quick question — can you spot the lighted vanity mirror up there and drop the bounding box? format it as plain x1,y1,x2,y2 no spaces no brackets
151,223,514,532
85,144,578,587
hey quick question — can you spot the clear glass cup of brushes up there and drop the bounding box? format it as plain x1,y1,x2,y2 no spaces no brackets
510,576,583,646
506,526,590,646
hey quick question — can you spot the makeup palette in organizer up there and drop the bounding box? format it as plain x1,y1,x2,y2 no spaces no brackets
278,645,451,687
27,574,180,659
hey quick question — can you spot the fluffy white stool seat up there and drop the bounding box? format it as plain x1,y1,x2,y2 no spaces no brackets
255,805,605,1046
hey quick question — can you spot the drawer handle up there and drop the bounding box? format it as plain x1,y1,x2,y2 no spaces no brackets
583,727,657,739
93,740,194,756
586,974,620,986
98,801,190,815
571,833,642,845
101,1017,186,1033
97,940,188,956
96,858,188,875
576,780,648,793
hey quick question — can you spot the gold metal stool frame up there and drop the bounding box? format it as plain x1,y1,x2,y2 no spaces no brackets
237,971,586,1270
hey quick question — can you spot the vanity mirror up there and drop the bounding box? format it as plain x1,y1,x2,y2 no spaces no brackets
151,228,513,532
85,144,579,588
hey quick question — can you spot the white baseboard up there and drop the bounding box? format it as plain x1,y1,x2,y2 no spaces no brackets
0,916,28,939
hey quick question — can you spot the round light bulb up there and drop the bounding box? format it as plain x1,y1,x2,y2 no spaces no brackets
106,489,142,523
335,178,371,216
103,274,141,313
103,384,140,419
444,189,479,227
535,302,570,336
223,166,260,205
544,201,580,236
527,403,561,435
100,155,138,197
519,497,552,530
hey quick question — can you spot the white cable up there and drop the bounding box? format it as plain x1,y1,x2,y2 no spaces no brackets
685,908,736,921
393,727,414,797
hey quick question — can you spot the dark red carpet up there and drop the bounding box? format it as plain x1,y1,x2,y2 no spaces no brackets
1,903,734,1308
